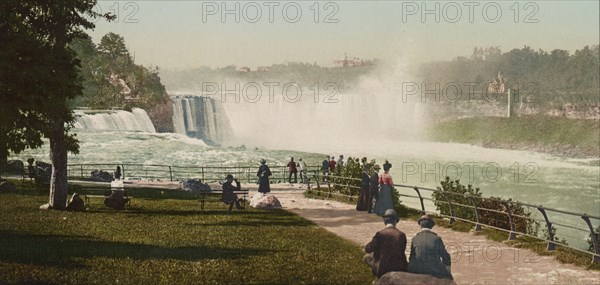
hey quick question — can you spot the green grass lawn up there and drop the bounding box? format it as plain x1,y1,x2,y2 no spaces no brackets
0,183,373,284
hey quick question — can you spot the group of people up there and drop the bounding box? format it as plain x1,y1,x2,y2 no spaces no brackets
285,157,309,185
365,210,453,281
356,160,395,216
320,155,344,181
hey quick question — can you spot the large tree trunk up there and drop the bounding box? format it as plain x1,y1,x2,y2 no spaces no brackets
48,120,68,210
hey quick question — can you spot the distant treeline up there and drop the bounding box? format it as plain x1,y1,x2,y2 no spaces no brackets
417,45,599,105
160,62,377,92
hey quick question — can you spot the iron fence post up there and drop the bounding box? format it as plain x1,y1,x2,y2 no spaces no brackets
413,187,426,214
581,214,600,263
503,201,517,240
537,207,556,251
468,196,482,232
441,191,455,225
169,166,173,182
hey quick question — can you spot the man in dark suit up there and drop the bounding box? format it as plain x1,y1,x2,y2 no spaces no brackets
407,215,453,280
364,209,408,278
367,164,380,213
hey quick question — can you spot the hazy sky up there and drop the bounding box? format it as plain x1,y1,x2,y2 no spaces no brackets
87,1,600,70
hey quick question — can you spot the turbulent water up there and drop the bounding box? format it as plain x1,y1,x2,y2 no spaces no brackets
73,108,156,133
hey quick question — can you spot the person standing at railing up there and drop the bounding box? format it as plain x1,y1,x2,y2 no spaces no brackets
321,156,330,182
287,157,298,184
329,156,337,173
368,164,381,214
257,159,272,194
298,158,308,186
337,155,344,169
356,164,371,211
374,162,394,216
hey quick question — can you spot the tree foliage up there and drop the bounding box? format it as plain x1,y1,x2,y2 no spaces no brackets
1,0,113,208
69,33,168,110
418,45,600,107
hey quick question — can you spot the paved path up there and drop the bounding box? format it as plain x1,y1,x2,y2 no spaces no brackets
258,188,600,285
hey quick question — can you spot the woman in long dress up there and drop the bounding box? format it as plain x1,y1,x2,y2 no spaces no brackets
257,159,272,194
374,163,394,216
356,165,371,211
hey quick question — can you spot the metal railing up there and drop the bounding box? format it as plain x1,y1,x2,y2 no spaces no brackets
66,163,321,185
310,173,600,264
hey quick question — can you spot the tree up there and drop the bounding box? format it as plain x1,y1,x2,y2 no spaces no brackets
1,0,113,209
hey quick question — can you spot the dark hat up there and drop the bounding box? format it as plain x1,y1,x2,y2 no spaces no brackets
373,164,381,170
260,159,266,164
226,174,234,179
384,209,398,218
417,215,435,228
383,209,399,224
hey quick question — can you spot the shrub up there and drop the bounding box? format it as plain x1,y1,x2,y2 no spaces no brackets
432,177,537,235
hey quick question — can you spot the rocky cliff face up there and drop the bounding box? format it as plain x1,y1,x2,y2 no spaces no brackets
146,99,174,133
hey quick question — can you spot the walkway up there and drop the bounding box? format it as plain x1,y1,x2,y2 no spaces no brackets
261,187,600,285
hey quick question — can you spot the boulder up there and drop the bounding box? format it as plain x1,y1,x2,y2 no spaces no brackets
250,193,282,209
376,272,457,285
0,181,16,192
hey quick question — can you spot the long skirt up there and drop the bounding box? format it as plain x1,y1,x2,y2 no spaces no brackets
356,185,370,211
258,177,270,193
374,184,394,216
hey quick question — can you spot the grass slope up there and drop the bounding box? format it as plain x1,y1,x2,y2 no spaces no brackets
426,115,600,157
0,184,373,284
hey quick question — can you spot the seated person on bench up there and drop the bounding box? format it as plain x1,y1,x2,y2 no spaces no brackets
222,174,242,212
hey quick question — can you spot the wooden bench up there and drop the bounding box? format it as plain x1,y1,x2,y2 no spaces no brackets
198,189,249,211
21,165,35,183
82,188,132,210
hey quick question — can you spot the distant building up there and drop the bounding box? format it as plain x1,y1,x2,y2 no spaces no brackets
238,66,251,73
333,54,374,67
487,72,506,94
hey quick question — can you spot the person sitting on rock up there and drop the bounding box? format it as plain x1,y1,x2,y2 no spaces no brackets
222,174,242,212
364,209,408,279
407,215,453,280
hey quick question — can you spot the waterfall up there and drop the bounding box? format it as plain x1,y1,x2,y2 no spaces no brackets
74,108,156,132
171,95,234,145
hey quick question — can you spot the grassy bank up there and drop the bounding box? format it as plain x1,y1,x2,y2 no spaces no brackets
0,182,373,284
426,115,599,158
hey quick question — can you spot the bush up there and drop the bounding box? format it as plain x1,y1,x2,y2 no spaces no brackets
432,177,536,235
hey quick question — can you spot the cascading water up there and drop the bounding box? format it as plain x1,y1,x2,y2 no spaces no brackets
171,95,234,145
73,108,156,133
